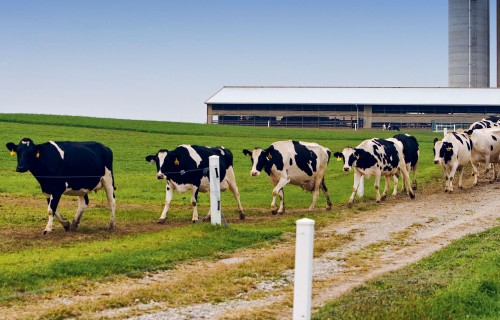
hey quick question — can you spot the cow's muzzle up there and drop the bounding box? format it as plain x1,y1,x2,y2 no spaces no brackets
343,167,350,172
251,171,260,177
16,166,28,173
433,160,440,165
156,173,165,179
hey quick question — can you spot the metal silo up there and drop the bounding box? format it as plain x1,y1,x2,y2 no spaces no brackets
449,0,490,87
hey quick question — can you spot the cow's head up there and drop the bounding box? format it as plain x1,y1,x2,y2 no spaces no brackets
243,146,273,176
145,149,169,179
432,138,441,164
334,147,356,171
439,142,454,164
6,138,39,173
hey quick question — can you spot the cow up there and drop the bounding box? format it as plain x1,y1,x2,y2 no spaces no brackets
5,138,116,234
242,140,332,214
433,132,475,192
387,125,400,131
468,115,500,131
334,138,415,207
145,145,244,223
465,127,500,184
390,134,419,191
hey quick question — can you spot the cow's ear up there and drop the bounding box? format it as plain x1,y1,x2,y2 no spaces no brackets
145,155,155,163
433,138,438,145
242,149,252,157
6,142,17,155
333,152,343,161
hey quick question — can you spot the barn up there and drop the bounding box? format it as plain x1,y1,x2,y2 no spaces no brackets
205,87,500,129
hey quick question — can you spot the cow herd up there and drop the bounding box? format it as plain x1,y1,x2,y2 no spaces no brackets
5,116,499,234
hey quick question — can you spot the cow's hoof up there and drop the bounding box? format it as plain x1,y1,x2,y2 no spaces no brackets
326,206,332,211
63,221,71,231
43,229,52,235
347,202,353,208
277,211,284,215
409,192,415,199
108,223,115,230
376,199,381,203
271,210,278,215
70,223,78,231
157,219,167,224
381,195,387,201
239,212,246,220
191,220,198,223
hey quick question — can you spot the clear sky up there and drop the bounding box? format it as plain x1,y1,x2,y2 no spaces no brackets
0,1,497,123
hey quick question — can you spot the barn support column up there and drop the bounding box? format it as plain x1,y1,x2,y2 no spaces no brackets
207,104,213,124
363,105,373,129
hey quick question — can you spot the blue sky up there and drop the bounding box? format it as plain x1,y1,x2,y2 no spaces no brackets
0,1,497,123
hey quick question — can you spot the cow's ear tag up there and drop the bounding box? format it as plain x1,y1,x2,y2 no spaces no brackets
10,150,16,156
36,151,40,158
336,156,342,161
267,154,272,160
446,147,452,152
174,158,180,166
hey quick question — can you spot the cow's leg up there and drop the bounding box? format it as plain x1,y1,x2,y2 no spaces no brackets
44,194,69,234
224,168,245,219
158,182,173,224
270,193,278,214
380,176,390,201
457,166,465,190
399,163,415,199
320,178,333,210
374,171,382,202
393,174,399,195
348,172,362,207
308,177,322,211
276,188,285,214
71,195,88,231
272,177,290,197
191,189,200,223
102,169,116,230
412,163,418,190
471,160,480,186
448,164,459,192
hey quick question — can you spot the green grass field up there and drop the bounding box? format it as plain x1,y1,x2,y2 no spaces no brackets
0,113,497,319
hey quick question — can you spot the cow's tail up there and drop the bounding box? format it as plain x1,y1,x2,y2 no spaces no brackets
104,146,117,191
357,176,365,197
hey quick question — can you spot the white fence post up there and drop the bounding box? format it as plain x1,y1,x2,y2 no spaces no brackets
209,155,222,226
444,127,447,137
293,218,315,320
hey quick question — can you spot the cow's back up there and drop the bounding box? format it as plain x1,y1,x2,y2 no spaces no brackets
393,134,419,167
272,140,329,176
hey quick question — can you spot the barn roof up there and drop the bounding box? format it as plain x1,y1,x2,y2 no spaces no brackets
205,86,500,106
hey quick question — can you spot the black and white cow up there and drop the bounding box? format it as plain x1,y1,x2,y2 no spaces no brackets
387,125,400,132
242,140,332,214
146,145,244,223
465,127,500,184
390,134,419,191
334,138,415,207
433,132,475,192
6,138,116,234
468,115,500,131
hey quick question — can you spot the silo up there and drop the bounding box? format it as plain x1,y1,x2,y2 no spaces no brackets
449,0,490,87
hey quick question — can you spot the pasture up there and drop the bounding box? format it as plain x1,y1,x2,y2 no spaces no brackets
1,113,494,318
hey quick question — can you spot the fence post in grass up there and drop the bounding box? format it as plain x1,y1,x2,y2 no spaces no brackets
209,155,222,226
293,218,315,320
